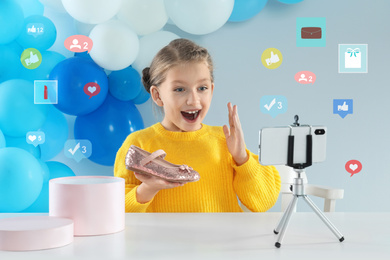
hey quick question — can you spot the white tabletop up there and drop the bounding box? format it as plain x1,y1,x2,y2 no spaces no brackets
0,212,389,260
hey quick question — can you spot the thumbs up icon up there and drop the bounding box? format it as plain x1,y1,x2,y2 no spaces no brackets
27,25,36,33
337,102,349,111
265,51,280,66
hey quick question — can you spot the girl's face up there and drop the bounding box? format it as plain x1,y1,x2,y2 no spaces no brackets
151,61,214,132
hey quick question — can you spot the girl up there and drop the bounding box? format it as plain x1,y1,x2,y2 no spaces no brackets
114,39,280,212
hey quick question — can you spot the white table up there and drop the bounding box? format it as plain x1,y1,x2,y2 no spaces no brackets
0,212,389,260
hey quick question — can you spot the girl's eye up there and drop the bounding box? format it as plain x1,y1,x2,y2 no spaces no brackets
174,87,184,92
199,86,207,91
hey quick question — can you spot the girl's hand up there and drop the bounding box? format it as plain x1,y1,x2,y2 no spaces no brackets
223,102,249,166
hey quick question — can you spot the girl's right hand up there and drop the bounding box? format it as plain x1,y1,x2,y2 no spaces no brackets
134,172,186,204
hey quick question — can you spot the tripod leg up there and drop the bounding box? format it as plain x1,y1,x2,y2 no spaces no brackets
275,195,298,248
302,195,344,242
274,195,296,234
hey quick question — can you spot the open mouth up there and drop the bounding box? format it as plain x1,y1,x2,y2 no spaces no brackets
181,110,200,122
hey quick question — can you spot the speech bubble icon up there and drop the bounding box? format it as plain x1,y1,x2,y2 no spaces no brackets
84,82,101,99
26,131,45,147
333,99,353,118
260,95,288,118
64,139,92,162
295,71,316,84
64,35,93,53
26,23,44,38
345,160,362,177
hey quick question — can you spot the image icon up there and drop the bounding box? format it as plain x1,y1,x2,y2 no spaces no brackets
260,95,288,118
64,35,93,53
339,44,368,73
294,71,316,84
345,160,362,177
26,23,44,38
34,80,58,104
20,48,42,69
64,139,92,162
261,48,283,69
333,99,353,118
296,17,326,47
84,82,101,99
26,131,45,147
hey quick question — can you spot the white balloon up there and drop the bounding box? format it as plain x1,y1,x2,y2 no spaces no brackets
164,0,234,35
89,20,139,71
61,0,123,24
40,0,67,13
117,0,168,36
132,31,180,74
74,20,96,36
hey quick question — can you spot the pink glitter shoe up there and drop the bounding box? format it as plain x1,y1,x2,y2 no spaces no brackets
125,145,200,183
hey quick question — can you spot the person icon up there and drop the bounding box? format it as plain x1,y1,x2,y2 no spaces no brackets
70,39,81,49
298,73,307,82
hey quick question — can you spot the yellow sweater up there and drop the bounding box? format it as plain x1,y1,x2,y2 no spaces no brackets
114,123,281,213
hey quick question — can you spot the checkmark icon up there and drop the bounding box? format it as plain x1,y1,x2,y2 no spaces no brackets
68,142,80,155
264,98,276,111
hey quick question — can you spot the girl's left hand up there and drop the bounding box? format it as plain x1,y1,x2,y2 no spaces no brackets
223,102,249,166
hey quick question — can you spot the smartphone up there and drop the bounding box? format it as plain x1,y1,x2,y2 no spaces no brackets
258,125,327,166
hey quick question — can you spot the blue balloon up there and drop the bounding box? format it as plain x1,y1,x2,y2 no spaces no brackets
39,105,69,161
229,0,268,22
74,94,144,166
132,86,150,105
49,57,109,116
74,51,92,60
20,51,65,82
0,44,23,83
0,129,5,148
0,79,48,137
4,135,41,159
0,0,24,45
16,15,57,51
15,0,44,17
0,147,43,212
23,161,75,213
277,0,304,4
108,66,142,101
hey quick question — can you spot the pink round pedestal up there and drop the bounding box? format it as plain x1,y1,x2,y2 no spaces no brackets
0,216,73,251
49,176,125,236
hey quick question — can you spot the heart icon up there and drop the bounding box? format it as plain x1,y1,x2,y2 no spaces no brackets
88,86,96,93
349,164,358,171
28,135,37,142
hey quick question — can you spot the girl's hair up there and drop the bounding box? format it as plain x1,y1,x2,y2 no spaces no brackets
142,38,214,93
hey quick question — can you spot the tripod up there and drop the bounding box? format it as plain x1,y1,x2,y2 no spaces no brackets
273,121,344,248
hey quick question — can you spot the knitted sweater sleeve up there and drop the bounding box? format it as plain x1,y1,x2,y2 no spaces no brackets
113,134,153,213
232,149,281,212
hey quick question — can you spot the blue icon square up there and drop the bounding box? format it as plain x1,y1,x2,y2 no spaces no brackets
34,80,58,104
296,17,326,47
338,44,368,73
333,99,353,118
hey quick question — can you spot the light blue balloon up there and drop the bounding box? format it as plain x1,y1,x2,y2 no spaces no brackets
4,135,41,159
0,79,48,137
132,86,150,105
109,66,142,101
39,105,69,161
277,0,304,4
0,0,24,45
20,51,66,82
15,0,44,17
16,15,57,51
23,161,75,213
0,129,5,148
0,44,23,83
0,147,43,212
229,0,268,22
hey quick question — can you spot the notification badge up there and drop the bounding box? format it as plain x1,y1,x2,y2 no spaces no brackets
345,160,362,177
64,35,93,53
84,82,101,99
295,71,316,84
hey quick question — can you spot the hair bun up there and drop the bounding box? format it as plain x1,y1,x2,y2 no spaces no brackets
142,67,152,93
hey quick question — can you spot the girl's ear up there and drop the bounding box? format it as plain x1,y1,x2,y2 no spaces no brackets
150,86,164,107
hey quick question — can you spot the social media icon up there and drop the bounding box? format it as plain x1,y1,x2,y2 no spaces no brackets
333,99,353,118
338,44,368,73
20,48,42,69
261,48,283,69
296,17,326,47
34,80,58,104
64,35,93,53
26,131,45,147
64,139,92,162
26,23,44,38
295,71,316,84
345,160,362,177
260,95,288,118
84,82,101,99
